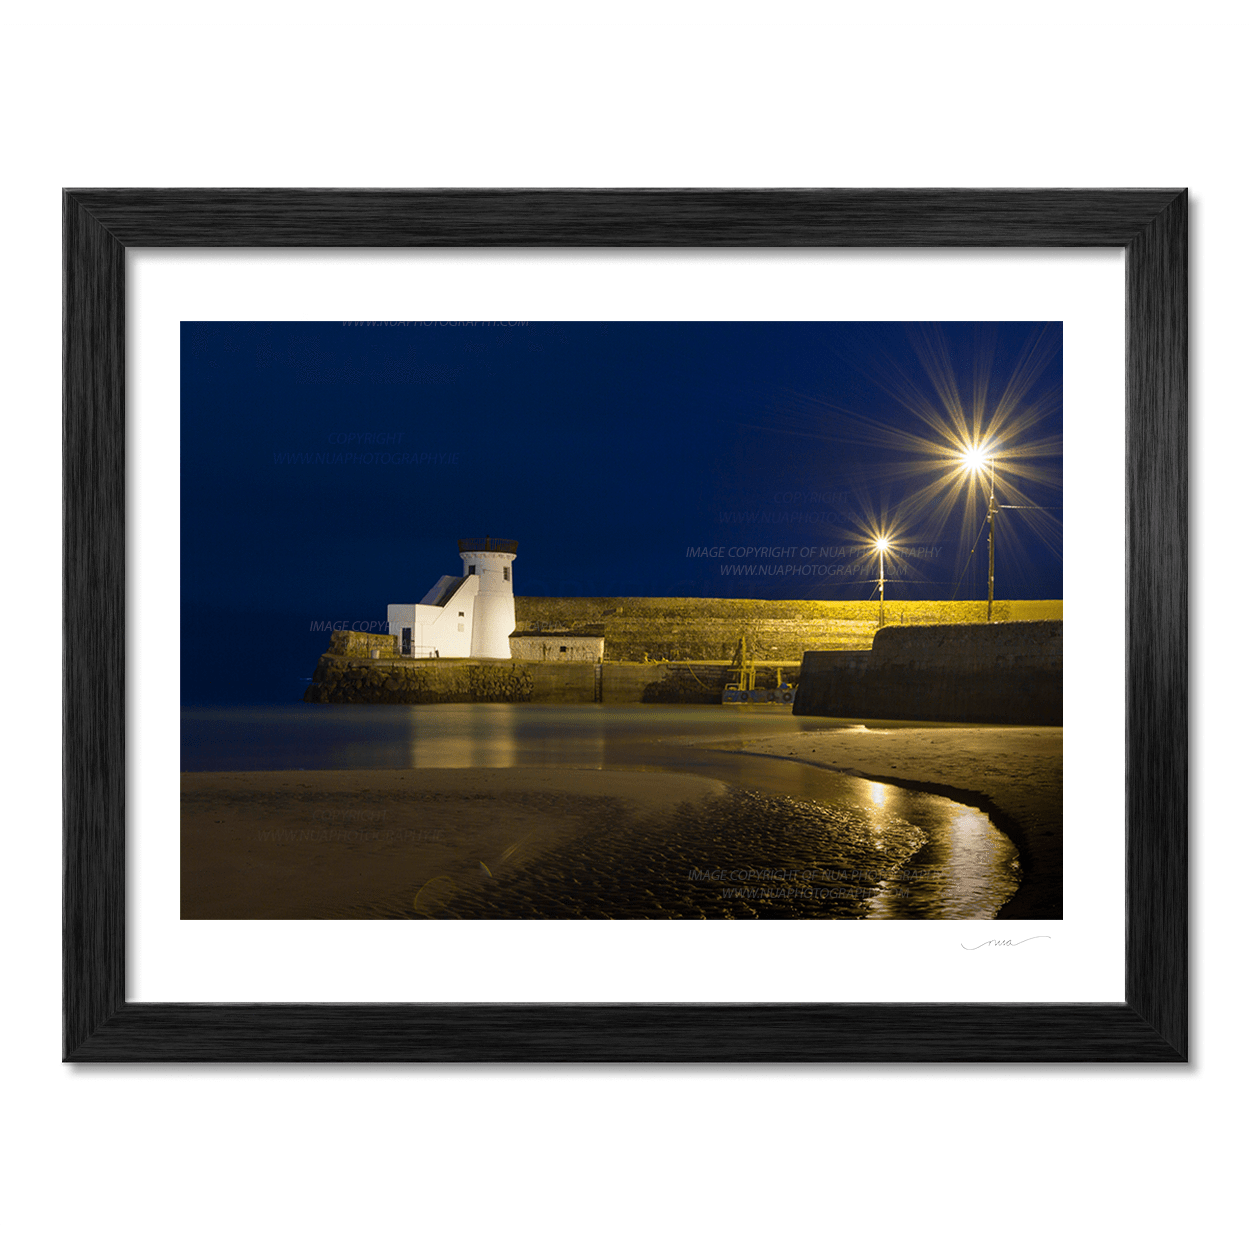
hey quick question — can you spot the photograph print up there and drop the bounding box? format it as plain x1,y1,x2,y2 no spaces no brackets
180,320,1062,921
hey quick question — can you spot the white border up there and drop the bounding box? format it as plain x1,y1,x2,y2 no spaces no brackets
129,249,1124,1003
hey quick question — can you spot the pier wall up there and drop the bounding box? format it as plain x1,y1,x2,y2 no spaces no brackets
303,655,801,706
326,629,397,658
300,606,1062,711
792,621,1062,725
513,597,1061,664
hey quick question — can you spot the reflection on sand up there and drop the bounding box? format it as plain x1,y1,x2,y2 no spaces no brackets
864,792,1021,920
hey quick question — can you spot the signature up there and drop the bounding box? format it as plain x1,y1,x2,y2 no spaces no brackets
961,936,1051,950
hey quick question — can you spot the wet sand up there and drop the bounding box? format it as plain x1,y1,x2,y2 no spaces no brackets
181,765,941,919
182,767,727,919
182,725,1058,919
717,725,1062,919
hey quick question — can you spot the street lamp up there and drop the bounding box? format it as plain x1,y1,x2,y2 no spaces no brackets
961,444,998,621
874,535,892,628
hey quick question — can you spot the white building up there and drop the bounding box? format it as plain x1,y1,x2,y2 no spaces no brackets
388,538,517,660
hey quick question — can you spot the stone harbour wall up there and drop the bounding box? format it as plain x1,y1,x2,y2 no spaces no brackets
302,655,801,705
305,656,533,704
510,635,605,663
868,620,1062,669
792,621,1062,725
513,597,1061,664
300,603,1061,710
326,630,398,658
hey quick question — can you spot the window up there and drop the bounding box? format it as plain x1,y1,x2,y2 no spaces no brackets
559,645,567,653
503,566,510,582
468,564,476,575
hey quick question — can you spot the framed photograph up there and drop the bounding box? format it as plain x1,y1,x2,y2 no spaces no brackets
64,189,1186,1061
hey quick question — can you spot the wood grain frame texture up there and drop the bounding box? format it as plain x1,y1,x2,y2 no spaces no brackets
63,189,1187,1062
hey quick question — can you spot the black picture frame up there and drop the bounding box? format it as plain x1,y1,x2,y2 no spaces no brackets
63,188,1187,1062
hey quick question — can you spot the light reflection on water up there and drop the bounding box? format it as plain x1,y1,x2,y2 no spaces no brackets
183,703,817,772
182,704,1020,918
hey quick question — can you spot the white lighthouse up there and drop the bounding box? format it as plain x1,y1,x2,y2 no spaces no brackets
387,537,517,660
459,537,517,658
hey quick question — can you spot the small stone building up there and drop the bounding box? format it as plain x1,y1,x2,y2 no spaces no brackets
509,631,605,662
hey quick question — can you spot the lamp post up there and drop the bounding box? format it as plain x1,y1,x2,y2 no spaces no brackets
961,445,999,622
874,535,891,628
986,457,998,622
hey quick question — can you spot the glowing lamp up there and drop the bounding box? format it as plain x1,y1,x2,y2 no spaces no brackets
873,535,892,627
961,445,989,472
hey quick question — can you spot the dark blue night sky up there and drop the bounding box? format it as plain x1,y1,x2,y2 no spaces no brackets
181,321,1062,704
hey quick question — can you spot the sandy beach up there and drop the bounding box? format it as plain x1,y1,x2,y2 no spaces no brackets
182,767,728,919
717,724,1062,919
181,763,958,919
182,750,1005,920
182,723,1060,919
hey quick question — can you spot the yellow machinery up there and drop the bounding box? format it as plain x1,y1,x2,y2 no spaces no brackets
722,636,797,704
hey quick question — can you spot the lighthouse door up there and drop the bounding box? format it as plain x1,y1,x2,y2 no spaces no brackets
401,627,412,657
